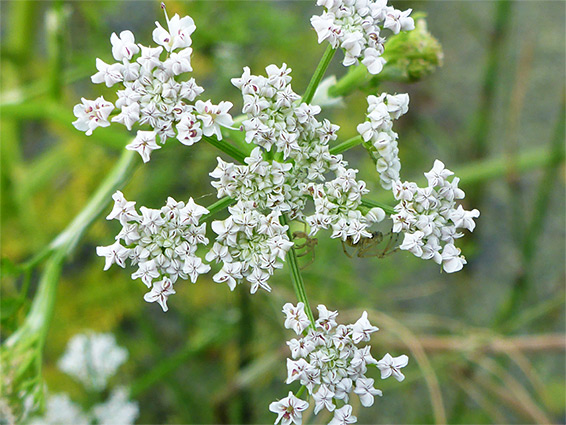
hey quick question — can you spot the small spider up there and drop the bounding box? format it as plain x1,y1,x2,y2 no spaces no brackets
342,231,400,258
292,231,318,269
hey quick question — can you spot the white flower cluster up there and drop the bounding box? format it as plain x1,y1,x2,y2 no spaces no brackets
96,191,210,311
270,303,408,425
210,65,387,288
208,201,293,294
311,0,415,74
72,11,233,162
357,93,409,190
58,332,128,391
392,160,480,273
32,332,138,425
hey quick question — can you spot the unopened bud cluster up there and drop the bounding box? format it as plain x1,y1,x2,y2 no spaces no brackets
311,0,415,74
270,304,408,425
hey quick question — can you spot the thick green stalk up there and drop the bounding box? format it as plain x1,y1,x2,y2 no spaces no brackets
281,215,315,326
329,135,363,155
202,135,248,164
301,45,336,105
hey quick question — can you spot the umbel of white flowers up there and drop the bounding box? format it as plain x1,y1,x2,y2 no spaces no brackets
87,2,478,312
72,8,233,162
269,304,408,425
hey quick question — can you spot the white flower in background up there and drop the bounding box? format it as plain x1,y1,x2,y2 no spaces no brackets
92,387,139,425
311,0,414,74
73,10,233,162
376,353,409,382
269,391,309,425
58,333,128,391
31,333,139,425
272,305,407,424
28,394,90,425
98,192,210,311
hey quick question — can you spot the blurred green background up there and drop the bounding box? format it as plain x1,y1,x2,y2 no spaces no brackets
1,0,564,424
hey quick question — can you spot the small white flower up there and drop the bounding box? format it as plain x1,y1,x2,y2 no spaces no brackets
110,30,139,61
91,58,124,87
441,243,466,273
286,358,309,384
328,404,357,425
143,277,176,312
376,353,409,382
313,384,335,414
131,260,159,288
351,311,379,344
183,256,210,283
136,45,163,72
354,377,382,407
112,102,140,131
269,391,309,425
106,190,139,224
73,96,114,136
195,100,234,139
126,130,161,163
424,160,453,187
96,241,130,271
282,302,311,335
213,262,243,291
316,304,338,331
153,13,195,52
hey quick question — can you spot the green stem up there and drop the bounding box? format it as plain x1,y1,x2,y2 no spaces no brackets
301,45,336,105
50,150,137,254
329,135,363,155
281,214,315,327
202,135,248,164
360,198,395,216
201,197,236,222
493,93,565,329
327,65,369,99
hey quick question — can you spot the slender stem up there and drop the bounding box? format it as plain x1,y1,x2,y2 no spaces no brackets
329,135,363,155
360,198,395,216
281,214,316,326
202,135,248,164
201,197,236,222
327,65,369,99
50,150,137,254
301,45,336,105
